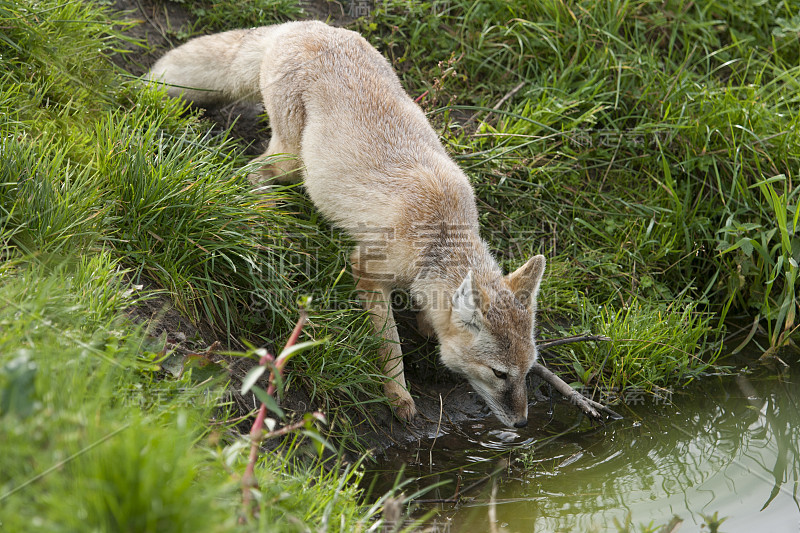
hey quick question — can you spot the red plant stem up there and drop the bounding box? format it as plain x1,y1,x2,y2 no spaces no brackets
241,311,308,519
268,311,307,396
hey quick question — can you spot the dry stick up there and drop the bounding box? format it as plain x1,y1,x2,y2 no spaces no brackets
534,334,623,420
241,311,309,519
465,81,525,127
538,334,611,351
531,363,622,421
531,326,708,420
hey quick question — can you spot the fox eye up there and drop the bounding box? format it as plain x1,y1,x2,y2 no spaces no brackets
492,368,508,380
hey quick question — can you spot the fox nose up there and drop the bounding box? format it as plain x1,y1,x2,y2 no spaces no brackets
513,418,528,428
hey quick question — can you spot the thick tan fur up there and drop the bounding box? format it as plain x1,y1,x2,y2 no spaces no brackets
148,21,546,427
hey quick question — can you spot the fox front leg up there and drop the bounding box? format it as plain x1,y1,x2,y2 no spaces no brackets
352,258,417,422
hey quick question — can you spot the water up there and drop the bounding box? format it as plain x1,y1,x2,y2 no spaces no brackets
368,365,800,531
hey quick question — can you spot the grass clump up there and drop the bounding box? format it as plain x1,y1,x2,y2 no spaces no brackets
0,259,225,532
0,258,386,532
554,298,718,397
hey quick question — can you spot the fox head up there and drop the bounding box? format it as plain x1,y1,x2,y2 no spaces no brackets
439,255,546,428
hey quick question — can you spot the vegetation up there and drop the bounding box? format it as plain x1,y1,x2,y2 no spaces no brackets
0,0,390,530
1,0,798,530
167,0,303,39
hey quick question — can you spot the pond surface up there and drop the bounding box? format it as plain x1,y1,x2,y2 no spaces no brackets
368,363,800,532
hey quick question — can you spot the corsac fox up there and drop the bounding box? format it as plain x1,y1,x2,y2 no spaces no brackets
148,21,546,428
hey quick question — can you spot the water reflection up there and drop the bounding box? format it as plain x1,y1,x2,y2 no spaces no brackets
369,366,800,531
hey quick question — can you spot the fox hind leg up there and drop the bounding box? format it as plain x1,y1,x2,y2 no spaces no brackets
247,133,303,187
249,78,306,187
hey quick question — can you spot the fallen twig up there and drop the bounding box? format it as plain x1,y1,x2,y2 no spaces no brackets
531,362,623,421
534,334,622,420
538,334,611,351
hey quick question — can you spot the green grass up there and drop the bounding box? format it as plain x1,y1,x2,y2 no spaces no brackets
167,0,304,38
360,0,800,362
552,297,718,396
2,0,800,529
0,257,390,532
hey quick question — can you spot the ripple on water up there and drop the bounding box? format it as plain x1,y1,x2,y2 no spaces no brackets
367,365,800,532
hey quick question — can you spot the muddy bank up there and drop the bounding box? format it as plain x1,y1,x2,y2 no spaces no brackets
130,283,548,455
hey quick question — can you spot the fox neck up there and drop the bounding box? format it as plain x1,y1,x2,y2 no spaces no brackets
410,227,502,337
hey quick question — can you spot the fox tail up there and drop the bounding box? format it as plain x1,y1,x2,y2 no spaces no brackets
145,27,272,106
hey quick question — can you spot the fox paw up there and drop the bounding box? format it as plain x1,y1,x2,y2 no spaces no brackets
247,171,273,192
394,396,418,422
248,166,301,187
386,385,417,422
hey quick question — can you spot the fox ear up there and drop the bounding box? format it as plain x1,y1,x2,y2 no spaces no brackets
506,255,546,310
451,270,481,330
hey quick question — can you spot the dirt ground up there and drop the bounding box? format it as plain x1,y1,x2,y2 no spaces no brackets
113,0,548,454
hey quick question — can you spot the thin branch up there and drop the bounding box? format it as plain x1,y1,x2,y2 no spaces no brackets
261,412,325,440
531,362,623,421
538,334,612,351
